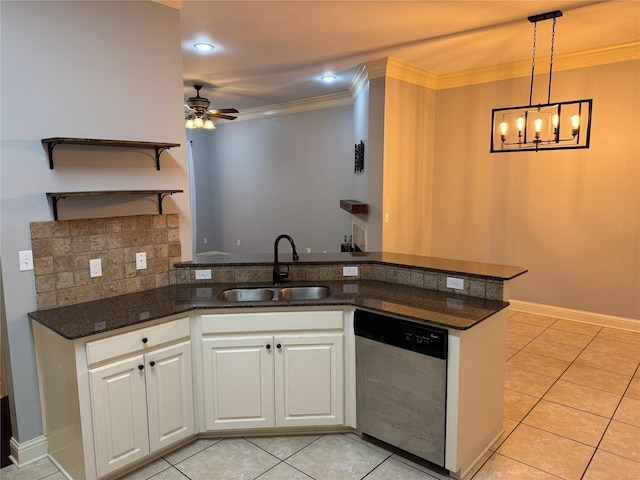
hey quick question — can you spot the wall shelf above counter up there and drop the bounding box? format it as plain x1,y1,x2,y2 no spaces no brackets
41,137,180,170
339,200,369,215
46,190,183,221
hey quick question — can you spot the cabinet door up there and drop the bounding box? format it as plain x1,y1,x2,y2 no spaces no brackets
89,355,149,477
274,333,344,427
146,340,195,452
202,335,275,430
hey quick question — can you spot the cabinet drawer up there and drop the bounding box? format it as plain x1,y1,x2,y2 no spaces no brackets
86,316,190,365
201,310,344,334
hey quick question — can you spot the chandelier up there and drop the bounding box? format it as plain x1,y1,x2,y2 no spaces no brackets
490,11,592,153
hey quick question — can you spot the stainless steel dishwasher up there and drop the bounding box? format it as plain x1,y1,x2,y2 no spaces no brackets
355,309,448,467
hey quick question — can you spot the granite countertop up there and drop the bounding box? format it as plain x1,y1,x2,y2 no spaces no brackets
181,251,528,280
29,280,510,340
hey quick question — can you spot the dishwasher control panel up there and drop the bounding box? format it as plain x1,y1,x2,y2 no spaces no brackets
354,309,447,359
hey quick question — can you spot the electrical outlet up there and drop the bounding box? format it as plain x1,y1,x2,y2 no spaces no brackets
446,277,465,290
18,250,33,271
195,269,212,280
306,248,311,253
237,239,241,246
203,237,208,244
89,259,102,278
343,266,359,277
136,252,147,270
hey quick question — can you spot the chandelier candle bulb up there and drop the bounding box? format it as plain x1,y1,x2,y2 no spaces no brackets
534,118,543,133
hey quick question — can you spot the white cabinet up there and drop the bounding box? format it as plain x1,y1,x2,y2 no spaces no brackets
200,309,346,432
32,315,195,480
275,333,343,427
203,335,275,430
88,321,194,477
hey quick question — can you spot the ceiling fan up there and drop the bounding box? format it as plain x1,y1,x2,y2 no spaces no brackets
185,84,238,129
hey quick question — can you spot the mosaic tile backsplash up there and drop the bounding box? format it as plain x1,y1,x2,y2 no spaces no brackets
30,214,181,310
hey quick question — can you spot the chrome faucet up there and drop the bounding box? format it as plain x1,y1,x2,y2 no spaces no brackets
273,234,299,284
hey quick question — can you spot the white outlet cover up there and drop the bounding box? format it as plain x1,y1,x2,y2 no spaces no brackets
136,252,147,270
195,269,212,280
446,277,465,290
89,258,102,278
343,266,359,277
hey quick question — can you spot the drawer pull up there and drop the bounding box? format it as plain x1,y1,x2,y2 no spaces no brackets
142,337,148,344
266,344,271,350
149,361,156,367
138,364,144,371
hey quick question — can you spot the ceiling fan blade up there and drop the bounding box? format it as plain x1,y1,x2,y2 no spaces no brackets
210,113,237,120
208,108,239,114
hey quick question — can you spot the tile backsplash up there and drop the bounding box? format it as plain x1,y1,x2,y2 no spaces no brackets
30,214,181,310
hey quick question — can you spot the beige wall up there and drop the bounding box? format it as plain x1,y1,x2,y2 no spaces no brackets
382,78,436,256
431,61,640,320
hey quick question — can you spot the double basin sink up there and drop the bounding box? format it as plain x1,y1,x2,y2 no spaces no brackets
219,285,331,302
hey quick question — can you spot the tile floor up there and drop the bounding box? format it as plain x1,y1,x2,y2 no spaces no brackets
2,311,639,480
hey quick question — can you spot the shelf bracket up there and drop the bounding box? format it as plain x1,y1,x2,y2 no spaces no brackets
50,194,63,221
154,146,171,171
157,192,174,214
45,140,62,169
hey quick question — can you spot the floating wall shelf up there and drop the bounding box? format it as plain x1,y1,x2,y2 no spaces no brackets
46,190,183,221
340,200,369,215
41,137,180,170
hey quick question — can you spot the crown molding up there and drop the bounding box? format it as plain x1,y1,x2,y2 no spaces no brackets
364,57,438,90
233,92,353,122
212,41,639,122
437,40,640,90
150,0,182,9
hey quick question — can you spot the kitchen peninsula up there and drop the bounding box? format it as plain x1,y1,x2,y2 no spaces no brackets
30,252,526,480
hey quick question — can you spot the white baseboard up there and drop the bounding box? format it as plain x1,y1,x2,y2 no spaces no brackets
8,435,48,467
509,300,640,332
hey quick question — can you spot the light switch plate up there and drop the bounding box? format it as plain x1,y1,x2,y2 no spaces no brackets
18,250,34,271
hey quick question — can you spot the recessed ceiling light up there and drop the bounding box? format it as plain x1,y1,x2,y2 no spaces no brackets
321,75,336,82
193,43,214,52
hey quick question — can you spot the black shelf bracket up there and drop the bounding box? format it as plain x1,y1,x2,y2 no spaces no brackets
157,191,177,214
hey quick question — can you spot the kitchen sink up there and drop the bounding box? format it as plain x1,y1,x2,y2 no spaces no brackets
218,285,331,302
277,286,331,301
218,287,276,302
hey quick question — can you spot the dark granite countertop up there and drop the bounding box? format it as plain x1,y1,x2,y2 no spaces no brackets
29,280,510,340
180,252,528,280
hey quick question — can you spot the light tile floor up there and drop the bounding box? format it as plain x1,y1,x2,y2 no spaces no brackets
2,311,639,480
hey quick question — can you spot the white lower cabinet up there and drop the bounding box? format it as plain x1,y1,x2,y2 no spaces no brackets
200,310,345,432
89,339,194,477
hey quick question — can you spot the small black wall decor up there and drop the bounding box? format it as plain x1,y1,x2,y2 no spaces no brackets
354,140,364,174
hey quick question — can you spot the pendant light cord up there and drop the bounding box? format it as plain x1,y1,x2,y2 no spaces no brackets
529,21,537,105
547,17,557,104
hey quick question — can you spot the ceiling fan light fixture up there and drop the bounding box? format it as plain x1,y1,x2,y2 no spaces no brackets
184,84,238,130
193,43,214,52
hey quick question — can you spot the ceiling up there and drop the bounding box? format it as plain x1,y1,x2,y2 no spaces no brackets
178,1,640,118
